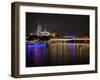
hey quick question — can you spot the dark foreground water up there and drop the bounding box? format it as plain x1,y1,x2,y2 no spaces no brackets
26,41,89,67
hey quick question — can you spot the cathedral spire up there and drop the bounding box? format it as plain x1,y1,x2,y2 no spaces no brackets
44,26,47,32
37,24,42,35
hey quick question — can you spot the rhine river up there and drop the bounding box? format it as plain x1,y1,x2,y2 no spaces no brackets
26,39,89,67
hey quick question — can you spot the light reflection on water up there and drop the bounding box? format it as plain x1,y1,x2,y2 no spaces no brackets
69,43,75,64
26,41,89,67
26,42,47,66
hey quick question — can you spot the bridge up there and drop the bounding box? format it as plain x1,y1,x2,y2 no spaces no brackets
48,38,89,43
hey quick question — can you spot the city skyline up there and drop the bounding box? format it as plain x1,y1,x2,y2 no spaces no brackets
26,12,90,67
26,12,89,36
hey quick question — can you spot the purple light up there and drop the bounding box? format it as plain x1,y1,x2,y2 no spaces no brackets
26,42,47,66
67,35,76,39
69,43,75,64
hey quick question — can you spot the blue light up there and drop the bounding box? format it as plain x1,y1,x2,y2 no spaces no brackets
67,35,76,39
69,43,75,64
27,42,47,47
26,41,47,66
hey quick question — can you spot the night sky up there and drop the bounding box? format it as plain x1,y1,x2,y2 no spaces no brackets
26,12,89,36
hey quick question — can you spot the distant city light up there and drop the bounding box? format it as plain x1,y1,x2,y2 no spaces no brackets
67,35,76,39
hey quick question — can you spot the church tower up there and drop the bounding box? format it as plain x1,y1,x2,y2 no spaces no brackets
37,24,42,36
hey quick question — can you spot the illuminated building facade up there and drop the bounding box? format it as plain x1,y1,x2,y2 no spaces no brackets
36,24,51,37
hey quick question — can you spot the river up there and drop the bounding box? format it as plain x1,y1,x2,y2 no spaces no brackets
26,40,89,67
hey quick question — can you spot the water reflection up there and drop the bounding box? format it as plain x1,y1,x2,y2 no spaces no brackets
26,41,89,67
26,42,47,67
69,43,75,64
